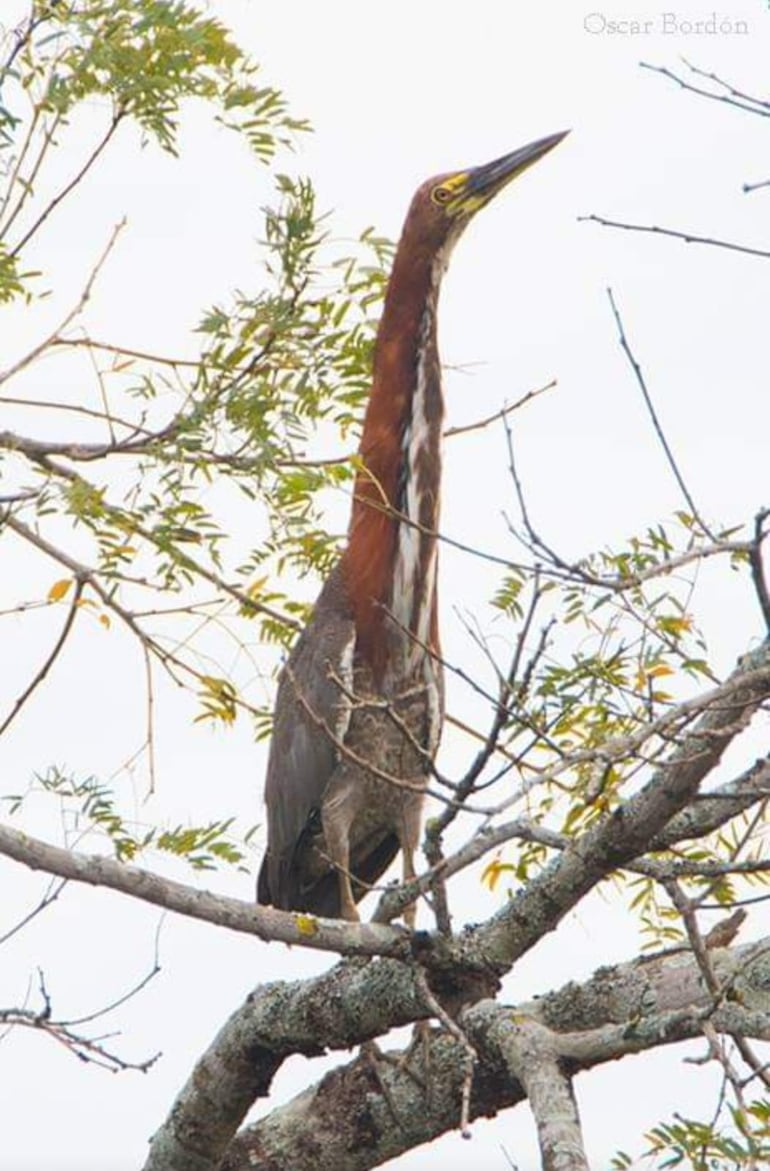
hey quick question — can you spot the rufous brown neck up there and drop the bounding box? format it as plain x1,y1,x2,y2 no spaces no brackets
341,234,448,678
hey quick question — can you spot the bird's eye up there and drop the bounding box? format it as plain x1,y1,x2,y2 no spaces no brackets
432,186,453,205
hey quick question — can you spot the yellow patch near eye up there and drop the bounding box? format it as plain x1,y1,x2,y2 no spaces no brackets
444,171,470,192
431,171,470,206
457,193,486,215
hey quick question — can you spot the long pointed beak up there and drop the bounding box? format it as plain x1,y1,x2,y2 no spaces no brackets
468,130,569,201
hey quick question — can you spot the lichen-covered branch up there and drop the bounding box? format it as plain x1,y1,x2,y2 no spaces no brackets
217,939,770,1171
494,1017,589,1171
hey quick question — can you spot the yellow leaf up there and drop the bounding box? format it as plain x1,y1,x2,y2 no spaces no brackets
99,613,111,629
295,913,319,937
48,578,73,603
481,858,515,892
247,575,269,599
648,664,674,679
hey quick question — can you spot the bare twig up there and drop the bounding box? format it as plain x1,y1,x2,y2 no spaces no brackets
0,578,84,737
432,579,550,841
9,112,125,257
743,178,770,196
669,879,770,1105
749,509,770,631
0,394,155,435
63,917,164,1027
284,663,473,811
142,647,157,797
414,970,477,1139
51,334,200,369
0,220,127,388
0,878,67,946
443,379,556,439
0,965,159,1074
607,288,714,538
640,60,770,119
580,215,770,261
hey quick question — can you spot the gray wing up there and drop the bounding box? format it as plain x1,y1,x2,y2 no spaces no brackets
257,567,354,911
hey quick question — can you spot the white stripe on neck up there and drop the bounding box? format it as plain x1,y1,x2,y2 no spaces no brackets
390,303,438,670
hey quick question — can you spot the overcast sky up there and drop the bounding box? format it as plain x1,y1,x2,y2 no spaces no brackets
1,1,769,1168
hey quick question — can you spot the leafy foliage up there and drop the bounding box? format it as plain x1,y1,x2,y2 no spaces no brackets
5,0,308,158
5,766,252,869
639,1105,770,1170
1,5,769,1168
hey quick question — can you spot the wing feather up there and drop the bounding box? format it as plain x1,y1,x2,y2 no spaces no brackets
257,568,355,910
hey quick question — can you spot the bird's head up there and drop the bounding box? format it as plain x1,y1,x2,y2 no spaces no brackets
404,130,569,259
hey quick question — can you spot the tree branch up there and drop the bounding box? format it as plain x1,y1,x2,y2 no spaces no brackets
472,640,770,973
218,939,770,1171
494,1016,589,1171
579,215,770,261
607,287,713,537
0,821,406,958
143,956,437,1171
0,577,84,737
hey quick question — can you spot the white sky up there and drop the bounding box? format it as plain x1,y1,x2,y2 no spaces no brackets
1,1,770,1168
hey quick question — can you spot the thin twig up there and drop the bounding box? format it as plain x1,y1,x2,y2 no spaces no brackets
640,60,770,119
51,335,200,369
580,215,770,261
743,178,770,195
607,288,714,539
0,578,84,737
0,219,127,388
10,112,125,257
749,509,770,631
142,646,157,798
0,878,67,946
415,970,477,1139
443,379,556,438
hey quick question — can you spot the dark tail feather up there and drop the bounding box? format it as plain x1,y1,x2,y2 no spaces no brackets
255,833,400,919
256,856,272,906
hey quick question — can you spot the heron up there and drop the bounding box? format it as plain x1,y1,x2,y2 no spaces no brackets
257,130,567,923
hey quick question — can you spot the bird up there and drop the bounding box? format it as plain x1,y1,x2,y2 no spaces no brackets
257,130,567,923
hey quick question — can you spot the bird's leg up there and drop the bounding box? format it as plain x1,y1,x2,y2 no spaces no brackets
338,870,360,923
398,800,423,929
401,841,418,930
321,801,359,922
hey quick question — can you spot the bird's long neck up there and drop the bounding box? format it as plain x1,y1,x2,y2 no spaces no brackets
341,241,447,678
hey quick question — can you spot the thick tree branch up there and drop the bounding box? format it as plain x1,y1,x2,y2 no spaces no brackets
219,939,770,1171
471,641,770,972
143,957,437,1171
0,823,406,958
656,754,770,846
1,647,768,967
494,1017,589,1171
